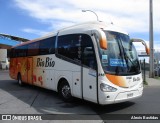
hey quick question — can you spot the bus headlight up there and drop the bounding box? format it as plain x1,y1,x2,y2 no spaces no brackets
100,83,117,92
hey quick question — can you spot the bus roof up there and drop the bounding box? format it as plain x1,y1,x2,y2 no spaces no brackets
12,21,128,48
12,32,57,48
57,21,128,35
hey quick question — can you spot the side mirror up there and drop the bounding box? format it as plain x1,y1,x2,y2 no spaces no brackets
94,30,107,50
145,46,150,55
131,38,150,55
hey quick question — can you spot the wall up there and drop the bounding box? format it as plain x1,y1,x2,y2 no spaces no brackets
0,49,7,61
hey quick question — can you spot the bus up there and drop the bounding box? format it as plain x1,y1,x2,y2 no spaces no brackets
9,21,149,105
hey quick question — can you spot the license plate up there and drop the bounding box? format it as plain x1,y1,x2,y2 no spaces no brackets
127,93,133,98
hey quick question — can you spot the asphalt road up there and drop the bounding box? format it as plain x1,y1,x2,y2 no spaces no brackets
0,70,160,123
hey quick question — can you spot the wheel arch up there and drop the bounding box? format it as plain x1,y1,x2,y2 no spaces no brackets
57,77,70,92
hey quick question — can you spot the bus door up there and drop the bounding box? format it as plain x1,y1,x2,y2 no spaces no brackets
27,57,33,84
81,34,98,103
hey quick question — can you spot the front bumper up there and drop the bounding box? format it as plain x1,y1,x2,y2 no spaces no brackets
99,88,143,105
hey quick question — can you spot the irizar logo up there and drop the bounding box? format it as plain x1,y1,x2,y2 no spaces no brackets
126,76,132,79
133,77,140,82
37,57,55,67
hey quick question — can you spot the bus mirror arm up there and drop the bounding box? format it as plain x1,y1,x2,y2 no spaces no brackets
130,38,150,55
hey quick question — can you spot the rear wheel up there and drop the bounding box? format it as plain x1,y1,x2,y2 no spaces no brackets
17,74,23,86
59,81,72,102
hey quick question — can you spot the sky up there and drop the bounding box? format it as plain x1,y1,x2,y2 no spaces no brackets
0,0,160,51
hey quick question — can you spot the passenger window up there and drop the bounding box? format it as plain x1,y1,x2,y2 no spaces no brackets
28,42,39,56
10,48,15,58
39,36,55,55
18,45,28,57
57,34,81,62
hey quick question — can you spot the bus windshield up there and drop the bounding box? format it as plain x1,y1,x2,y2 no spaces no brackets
100,31,140,75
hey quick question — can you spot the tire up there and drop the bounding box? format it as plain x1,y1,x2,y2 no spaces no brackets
59,81,72,102
17,74,23,86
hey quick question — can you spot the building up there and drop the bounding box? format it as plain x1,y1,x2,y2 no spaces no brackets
0,33,29,69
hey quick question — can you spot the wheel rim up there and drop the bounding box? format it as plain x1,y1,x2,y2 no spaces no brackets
61,85,71,99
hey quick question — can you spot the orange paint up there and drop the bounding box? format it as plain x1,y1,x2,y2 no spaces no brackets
38,76,43,85
106,74,127,87
99,30,107,50
27,57,33,84
33,75,37,82
21,58,28,83
146,47,150,55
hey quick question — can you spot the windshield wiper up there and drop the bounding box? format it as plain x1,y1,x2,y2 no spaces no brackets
115,66,120,75
123,52,139,72
120,41,139,72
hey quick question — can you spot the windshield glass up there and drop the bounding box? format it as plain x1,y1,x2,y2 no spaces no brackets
100,31,140,75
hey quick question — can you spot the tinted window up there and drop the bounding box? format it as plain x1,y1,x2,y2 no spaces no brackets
11,45,27,58
28,42,39,56
18,45,28,57
57,34,81,62
14,48,18,57
57,34,96,69
10,48,15,58
100,31,140,75
39,36,56,55
81,35,97,69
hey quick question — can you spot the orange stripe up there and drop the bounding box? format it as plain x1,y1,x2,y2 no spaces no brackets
106,74,127,87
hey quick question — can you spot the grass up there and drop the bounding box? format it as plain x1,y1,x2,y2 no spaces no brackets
143,80,148,85
155,76,160,80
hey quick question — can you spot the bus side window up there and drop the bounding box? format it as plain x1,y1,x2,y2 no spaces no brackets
39,36,55,55
10,48,15,58
81,34,97,70
28,42,39,56
18,45,28,57
57,34,81,62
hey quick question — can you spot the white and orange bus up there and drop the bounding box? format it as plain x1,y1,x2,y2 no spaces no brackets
9,21,149,105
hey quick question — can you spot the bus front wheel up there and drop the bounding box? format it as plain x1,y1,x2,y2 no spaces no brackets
59,81,72,102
